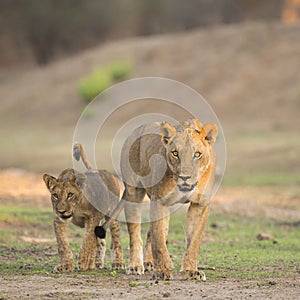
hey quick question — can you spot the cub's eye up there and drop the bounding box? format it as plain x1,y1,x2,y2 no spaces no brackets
67,193,74,199
194,151,202,158
52,193,58,199
171,150,178,158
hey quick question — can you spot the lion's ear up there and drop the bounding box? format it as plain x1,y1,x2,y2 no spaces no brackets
43,174,57,191
75,173,86,189
183,119,203,133
160,122,177,145
203,123,218,144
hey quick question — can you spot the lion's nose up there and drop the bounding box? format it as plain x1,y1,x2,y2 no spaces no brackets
178,175,191,182
57,209,67,214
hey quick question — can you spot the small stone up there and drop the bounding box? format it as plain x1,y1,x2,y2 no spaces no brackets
256,233,275,241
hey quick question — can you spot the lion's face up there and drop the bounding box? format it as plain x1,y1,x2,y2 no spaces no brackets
161,119,218,192
43,169,86,221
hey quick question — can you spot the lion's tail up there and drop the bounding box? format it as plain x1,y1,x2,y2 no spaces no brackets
73,142,94,170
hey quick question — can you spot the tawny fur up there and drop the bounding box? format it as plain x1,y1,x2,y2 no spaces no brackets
43,144,124,273
121,118,217,280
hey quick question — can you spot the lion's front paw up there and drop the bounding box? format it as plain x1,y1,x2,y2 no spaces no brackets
183,270,206,281
111,261,125,270
53,262,74,273
79,260,95,272
126,264,144,275
144,261,154,272
152,268,173,281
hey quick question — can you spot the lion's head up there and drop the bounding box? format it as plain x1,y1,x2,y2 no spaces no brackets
43,169,86,221
160,119,218,192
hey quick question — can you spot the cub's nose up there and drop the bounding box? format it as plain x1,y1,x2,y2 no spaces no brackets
57,209,67,214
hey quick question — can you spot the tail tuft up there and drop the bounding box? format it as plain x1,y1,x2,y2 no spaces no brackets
73,142,81,161
94,226,106,239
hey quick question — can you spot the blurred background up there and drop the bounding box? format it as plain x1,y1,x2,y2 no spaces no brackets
0,0,299,187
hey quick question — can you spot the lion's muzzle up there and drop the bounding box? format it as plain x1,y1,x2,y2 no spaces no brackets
177,182,197,192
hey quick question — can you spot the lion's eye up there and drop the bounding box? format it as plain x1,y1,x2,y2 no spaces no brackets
52,193,59,199
171,150,178,158
194,151,202,158
67,193,74,199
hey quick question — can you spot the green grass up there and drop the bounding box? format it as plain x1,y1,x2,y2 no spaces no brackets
0,204,299,281
223,173,300,186
199,213,300,281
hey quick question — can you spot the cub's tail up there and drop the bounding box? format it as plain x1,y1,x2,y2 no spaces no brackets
73,142,94,170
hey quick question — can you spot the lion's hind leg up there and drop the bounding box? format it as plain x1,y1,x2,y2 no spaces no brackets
95,238,106,269
143,229,154,272
109,219,125,270
124,186,146,275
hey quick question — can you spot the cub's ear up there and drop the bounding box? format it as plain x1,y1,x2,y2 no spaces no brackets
203,123,218,145
183,118,203,133
43,174,57,191
160,122,177,145
75,173,86,189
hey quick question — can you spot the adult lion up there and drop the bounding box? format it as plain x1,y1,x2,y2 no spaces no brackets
43,143,124,273
121,118,218,280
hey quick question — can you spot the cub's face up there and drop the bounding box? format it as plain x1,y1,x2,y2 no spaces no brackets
43,169,86,221
161,119,218,192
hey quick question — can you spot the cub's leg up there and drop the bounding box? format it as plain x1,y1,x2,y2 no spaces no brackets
53,217,74,273
78,216,101,271
150,200,173,280
109,218,125,270
95,238,106,269
124,186,146,275
181,203,210,281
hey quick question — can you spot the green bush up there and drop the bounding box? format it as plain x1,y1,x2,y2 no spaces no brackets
78,60,132,103
107,60,133,81
78,69,113,104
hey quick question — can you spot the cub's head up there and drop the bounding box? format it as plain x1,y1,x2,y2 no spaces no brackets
161,119,218,192
43,168,86,221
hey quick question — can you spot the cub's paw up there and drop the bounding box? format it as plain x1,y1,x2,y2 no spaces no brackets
183,270,206,281
152,269,173,281
144,261,154,272
53,262,74,273
126,264,144,275
111,261,125,270
95,260,104,269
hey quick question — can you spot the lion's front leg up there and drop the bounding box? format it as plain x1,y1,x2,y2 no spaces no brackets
53,218,74,273
150,201,173,280
181,203,210,281
78,216,100,271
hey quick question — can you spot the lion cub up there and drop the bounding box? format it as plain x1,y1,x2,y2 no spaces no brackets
43,143,124,273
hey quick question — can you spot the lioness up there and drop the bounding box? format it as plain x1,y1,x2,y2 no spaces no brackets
121,118,217,280
43,143,124,273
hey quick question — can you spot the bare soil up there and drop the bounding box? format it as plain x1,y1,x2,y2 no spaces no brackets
0,273,299,300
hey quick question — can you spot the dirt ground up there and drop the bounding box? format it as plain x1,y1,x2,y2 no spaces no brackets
0,169,299,300
0,273,299,300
